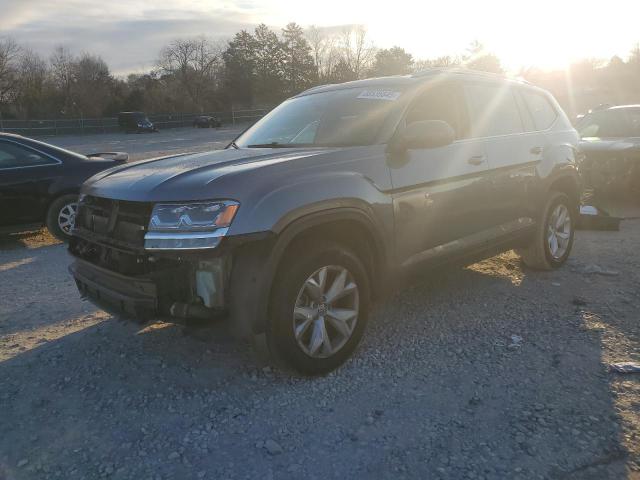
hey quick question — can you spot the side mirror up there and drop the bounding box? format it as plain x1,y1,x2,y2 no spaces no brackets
391,120,455,152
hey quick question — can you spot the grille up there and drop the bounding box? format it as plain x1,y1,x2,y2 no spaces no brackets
75,196,152,248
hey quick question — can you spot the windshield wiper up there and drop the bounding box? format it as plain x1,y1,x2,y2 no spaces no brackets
228,140,239,149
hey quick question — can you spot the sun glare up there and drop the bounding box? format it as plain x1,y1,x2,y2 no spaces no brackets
263,0,640,72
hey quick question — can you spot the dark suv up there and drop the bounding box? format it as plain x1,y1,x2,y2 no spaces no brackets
117,112,156,133
69,69,581,374
576,105,640,195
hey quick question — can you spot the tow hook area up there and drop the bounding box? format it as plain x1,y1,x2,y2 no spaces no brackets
168,257,231,324
169,301,227,323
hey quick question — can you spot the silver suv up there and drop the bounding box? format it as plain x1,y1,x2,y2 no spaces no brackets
69,69,581,374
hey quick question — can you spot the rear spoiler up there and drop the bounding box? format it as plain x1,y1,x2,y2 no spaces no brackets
87,152,129,162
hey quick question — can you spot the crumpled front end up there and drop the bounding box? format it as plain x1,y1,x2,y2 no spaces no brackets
580,142,640,196
68,195,231,323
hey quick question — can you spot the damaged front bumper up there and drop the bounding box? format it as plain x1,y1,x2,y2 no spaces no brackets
68,234,232,323
70,259,159,320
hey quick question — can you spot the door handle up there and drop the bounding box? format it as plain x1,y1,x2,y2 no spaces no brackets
530,146,543,155
468,155,486,166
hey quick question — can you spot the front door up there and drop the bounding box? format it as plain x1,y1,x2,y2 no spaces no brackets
0,140,61,226
389,81,493,268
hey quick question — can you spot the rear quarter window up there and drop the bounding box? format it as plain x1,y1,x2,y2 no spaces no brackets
0,141,58,169
522,90,558,130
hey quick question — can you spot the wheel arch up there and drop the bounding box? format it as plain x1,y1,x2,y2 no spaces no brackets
548,173,581,210
227,207,389,346
272,208,387,295
43,189,80,221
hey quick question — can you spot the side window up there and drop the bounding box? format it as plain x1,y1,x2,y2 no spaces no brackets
577,111,629,138
405,83,468,140
0,142,56,169
464,83,524,137
522,90,558,130
514,91,536,132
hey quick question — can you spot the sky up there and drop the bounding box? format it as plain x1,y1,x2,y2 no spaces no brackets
2,0,640,76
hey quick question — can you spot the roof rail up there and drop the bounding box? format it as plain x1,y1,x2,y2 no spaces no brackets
299,83,336,95
411,67,530,84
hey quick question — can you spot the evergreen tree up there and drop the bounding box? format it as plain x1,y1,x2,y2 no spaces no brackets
253,24,285,104
223,30,257,107
464,40,503,74
282,22,317,96
369,46,413,77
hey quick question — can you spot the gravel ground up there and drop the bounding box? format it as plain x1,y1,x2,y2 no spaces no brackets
1,198,639,478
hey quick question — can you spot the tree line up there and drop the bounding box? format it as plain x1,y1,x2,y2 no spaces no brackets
1,23,639,120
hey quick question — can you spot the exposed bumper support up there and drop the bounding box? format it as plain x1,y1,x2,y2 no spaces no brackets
69,259,158,320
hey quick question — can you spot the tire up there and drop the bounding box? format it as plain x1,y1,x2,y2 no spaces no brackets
267,240,370,375
517,191,575,270
46,194,78,242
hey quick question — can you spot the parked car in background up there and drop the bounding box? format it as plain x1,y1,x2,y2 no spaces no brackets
0,133,128,240
69,69,581,374
193,115,222,128
118,112,157,133
576,105,640,196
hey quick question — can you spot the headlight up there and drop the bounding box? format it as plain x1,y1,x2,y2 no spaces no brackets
144,201,239,250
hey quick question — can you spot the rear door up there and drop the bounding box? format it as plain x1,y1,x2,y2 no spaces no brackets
0,139,62,225
463,81,543,241
390,80,493,268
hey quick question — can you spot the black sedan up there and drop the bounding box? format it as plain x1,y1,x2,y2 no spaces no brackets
577,105,640,196
0,133,127,240
193,116,222,128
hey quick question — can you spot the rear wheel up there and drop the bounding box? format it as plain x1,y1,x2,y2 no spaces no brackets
268,241,370,375
517,192,575,270
46,194,78,241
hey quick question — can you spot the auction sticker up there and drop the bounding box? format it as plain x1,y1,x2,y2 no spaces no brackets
356,90,402,101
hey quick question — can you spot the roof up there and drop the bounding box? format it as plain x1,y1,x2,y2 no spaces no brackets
297,68,531,97
608,105,640,110
411,67,530,85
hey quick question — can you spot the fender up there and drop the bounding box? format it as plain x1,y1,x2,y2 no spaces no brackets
532,142,582,207
227,206,390,346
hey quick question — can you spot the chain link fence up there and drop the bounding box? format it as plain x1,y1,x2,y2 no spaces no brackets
0,108,270,137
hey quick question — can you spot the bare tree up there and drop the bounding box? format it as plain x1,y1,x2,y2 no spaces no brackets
340,25,376,79
73,53,113,117
16,49,48,117
157,37,224,110
306,26,332,80
49,46,76,115
0,38,21,105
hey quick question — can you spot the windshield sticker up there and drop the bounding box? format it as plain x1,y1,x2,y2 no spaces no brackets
356,90,402,101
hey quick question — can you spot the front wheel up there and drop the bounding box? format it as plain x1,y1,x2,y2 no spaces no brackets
46,194,78,241
267,241,370,375
517,192,575,270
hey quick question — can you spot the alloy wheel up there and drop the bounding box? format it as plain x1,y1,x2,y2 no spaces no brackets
547,204,571,259
58,202,78,235
293,265,360,359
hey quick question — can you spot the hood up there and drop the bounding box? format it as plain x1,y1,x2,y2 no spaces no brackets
579,137,640,154
82,147,338,202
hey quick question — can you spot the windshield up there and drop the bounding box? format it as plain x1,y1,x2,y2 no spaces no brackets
235,87,407,148
578,109,640,138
